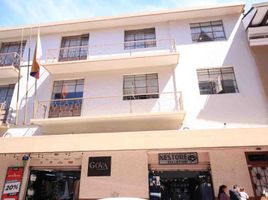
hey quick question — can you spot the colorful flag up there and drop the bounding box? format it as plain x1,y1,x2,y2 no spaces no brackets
30,30,42,79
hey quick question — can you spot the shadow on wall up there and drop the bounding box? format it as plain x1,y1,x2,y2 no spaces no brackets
196,21,268,125
16,67,52,126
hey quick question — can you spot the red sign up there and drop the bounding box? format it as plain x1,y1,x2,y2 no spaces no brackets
1,167,24,200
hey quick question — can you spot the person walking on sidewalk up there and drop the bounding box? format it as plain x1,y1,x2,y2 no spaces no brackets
229,185,241,200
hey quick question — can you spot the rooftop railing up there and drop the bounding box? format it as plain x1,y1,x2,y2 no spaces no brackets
34,91,183,119
45,39,177,64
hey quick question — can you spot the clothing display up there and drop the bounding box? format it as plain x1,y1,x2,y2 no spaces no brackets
149,171,214,200
25,170,80,200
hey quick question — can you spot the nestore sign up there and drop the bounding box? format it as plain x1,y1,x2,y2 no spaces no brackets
159,152,198,165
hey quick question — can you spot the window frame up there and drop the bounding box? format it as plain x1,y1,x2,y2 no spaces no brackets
0,41,26,67
197,67,239,95
59,34,89,62
0,84,15,123
49,79,85,118
123,73,159,100
190,20,226,42
124,28,156,50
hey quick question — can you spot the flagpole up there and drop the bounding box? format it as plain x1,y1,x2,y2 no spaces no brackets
23,27,32,125
15,27,24,125
33,27,40,119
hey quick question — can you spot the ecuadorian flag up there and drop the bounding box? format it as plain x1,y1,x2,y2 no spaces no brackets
30,31,42,79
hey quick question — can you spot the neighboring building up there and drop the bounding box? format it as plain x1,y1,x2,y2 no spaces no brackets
244,2,268,102
0,2,267,200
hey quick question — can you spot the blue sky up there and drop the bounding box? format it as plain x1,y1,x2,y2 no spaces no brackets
0,0,264,27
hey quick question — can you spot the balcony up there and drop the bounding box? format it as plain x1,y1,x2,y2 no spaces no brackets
43,39,179,74
30,92,185,134
0,52,21,84
0,103,12,130
247,26,268,46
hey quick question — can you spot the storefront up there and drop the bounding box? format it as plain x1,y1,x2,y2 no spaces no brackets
148,152,214,200
246,152,268,199
0,128,268,200
25,169,80,199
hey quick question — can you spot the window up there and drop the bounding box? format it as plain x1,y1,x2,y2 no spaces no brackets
0,41,26,66
123,73,159,100
59,34,89,62
197,67,239,95
0,84,15,123
190,20,226,42
49,79,84,118
124,28,156,50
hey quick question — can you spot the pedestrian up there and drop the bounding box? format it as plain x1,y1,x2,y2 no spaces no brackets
229,185,241,200
261,189,268,200
218,185,230,200
261,194,268,200
239,187,249,200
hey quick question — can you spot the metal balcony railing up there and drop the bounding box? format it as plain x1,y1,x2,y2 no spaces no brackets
34,91,183,119
45,39,177,64
0,52,22,68
0,102,13,126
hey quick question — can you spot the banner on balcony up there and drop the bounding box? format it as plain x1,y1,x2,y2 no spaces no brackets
1,167,24,200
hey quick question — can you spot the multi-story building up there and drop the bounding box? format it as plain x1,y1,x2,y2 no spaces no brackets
0,2,267,200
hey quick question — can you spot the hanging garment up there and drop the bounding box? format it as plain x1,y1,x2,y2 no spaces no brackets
60,181,70,199
73,180,80,200
200,181,214,200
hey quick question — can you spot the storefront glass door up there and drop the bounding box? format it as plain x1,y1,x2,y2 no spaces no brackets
149,170,214,200
25,170,80,200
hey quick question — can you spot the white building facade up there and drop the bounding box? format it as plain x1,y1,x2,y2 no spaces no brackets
0,2,268,200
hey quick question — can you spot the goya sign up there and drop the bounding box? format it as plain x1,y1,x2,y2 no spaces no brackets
159,152,198,165
88,156,111,176
1,167,24,200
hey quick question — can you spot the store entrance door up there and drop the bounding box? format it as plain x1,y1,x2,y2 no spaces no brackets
25,169,80,200
149,170,214,200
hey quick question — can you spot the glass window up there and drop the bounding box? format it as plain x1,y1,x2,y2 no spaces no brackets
59,34,89,62
49,79,84,118
0,84,15,124
0,41,26,66
197,67,239,95
190,20,226,42
123,73,159,100
124,28,156,50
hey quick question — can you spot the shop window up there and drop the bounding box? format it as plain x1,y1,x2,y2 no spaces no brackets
246,152,268,198
123,73,159,100
25,170,80,200
59,34,89,62
49,79,84,118
149,170,214,200
124,28,156,49
190,20,226,42
197,67,239,95
250,167,268,197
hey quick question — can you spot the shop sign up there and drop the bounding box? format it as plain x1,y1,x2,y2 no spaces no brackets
159,152,198,165
1,167,24,200
88,156,111,176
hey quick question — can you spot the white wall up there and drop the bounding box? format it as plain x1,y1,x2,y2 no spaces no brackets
1,12,268,137
210,149,254,197
80,151,149,199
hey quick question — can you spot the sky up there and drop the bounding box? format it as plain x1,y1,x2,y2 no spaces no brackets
0,0,265,27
